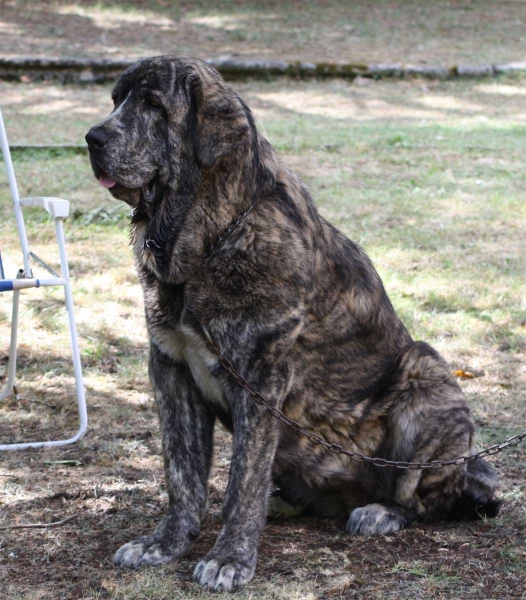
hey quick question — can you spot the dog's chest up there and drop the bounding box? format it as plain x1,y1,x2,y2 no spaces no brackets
150,320,226,409
179,325,226,408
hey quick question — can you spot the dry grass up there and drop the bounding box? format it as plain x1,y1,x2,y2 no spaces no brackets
1,75,525,599
1,0,526,66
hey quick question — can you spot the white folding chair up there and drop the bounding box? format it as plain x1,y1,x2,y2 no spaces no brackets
0,108,87,450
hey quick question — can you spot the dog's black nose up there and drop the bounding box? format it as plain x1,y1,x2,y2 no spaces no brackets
85,127,109,149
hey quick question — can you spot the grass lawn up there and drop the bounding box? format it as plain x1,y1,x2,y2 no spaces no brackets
0,75,525,599
1,0,526,66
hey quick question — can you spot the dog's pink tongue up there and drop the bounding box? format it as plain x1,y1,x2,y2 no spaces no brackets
99,173,116,189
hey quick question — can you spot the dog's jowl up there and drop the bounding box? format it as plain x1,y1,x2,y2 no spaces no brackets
86,56,501,592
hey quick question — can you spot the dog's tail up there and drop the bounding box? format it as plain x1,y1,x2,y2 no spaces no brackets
449,455,503,520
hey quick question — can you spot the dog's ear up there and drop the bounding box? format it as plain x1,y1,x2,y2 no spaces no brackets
188,71,250,169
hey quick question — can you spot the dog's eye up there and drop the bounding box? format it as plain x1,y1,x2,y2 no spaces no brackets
148,98,162,109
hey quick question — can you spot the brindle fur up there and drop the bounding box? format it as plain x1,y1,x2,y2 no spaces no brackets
86,56,501,592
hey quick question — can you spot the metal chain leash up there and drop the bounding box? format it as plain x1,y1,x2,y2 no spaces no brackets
192,198,526,469
192,318,526,470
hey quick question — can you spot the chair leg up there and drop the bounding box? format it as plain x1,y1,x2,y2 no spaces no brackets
0,269,24,401
55,217,88,442
62,275,88,444
0,287,21,401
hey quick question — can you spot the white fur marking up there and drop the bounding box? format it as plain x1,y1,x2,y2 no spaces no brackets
150,321,226,410
102,90,132,126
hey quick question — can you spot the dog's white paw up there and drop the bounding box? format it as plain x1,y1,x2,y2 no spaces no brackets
193,557,255,591
114,537,175,568
347,503,411,536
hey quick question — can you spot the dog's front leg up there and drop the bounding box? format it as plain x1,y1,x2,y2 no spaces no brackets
193,382,280,591
190,311,297,592
114,344,214,568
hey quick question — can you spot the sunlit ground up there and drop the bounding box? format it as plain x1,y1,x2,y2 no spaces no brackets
1,0,526,65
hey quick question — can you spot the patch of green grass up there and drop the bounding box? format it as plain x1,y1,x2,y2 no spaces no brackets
390,560,428,576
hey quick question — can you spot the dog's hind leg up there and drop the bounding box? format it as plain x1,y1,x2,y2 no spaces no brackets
114,344,215,568
348,341,498,536
449,455,502,520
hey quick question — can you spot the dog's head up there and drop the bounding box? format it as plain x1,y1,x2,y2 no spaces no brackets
86,56,251,206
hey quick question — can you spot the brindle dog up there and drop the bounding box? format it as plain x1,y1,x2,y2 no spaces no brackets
86,56,501,592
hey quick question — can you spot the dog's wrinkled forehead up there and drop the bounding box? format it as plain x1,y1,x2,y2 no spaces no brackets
111,56,220,107
112,58,173,101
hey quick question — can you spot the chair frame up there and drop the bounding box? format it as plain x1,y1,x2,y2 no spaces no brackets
0,108,87,450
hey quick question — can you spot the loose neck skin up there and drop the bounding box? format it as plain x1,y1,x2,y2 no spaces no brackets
130,121,280,285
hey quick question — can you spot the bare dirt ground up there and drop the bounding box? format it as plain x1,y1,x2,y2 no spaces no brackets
0,0,526,66
1,74,525,599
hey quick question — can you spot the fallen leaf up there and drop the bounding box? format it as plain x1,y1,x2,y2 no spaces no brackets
101,580,118,592
453,370,475,379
